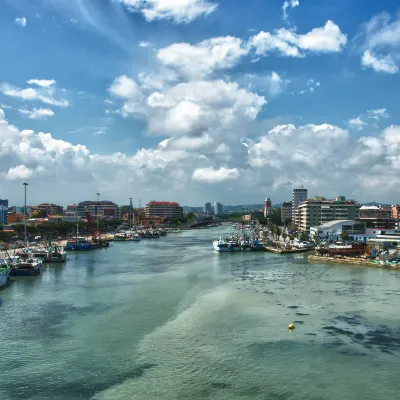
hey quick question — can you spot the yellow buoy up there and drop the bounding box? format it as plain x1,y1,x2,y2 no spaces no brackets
288,323,295,330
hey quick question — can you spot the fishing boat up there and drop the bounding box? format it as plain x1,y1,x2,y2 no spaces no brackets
9,255,41,276
0,260,10,288
213,237,241,252
48,246,67,263
240,240,252,251
250,239,265,251
132,234,141,242
114,232,133,241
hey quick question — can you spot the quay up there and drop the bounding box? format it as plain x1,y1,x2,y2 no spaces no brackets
307,254,400,269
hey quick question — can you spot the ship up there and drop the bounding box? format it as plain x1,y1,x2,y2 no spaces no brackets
0,260,10,288
9,255,42,276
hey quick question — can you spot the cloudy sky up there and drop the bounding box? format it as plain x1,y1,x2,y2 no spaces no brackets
1,0,400,207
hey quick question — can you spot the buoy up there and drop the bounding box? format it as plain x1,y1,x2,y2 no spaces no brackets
288,323,295,330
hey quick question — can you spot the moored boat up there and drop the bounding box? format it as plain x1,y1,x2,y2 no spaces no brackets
0,261,10,288
9,255,41,276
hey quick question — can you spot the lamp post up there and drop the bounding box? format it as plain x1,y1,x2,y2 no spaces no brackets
23,182,28,245
96,193,100,238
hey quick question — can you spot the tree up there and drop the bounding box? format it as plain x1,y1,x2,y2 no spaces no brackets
275,226,282,240
299,232,310,242
289,233,295,244
341,230,349,241
282,232,288,242
268,208,282,226
313,231,320,244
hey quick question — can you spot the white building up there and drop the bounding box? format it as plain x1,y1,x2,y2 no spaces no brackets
292,186,307,223
63,211,79,222
281,202,292,224
214,202,223,216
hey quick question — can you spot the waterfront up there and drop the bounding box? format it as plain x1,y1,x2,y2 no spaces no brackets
1,227,400,400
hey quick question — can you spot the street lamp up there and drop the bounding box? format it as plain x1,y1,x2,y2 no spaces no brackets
96,193,100,238
23,182,28,245
129,197,132,231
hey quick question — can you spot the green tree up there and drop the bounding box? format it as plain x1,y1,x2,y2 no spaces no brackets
268,208,282,226
299,232,310,242
313,231,320,244
341,230,349,241
275,226,282,240
289,233,295,243
282,231,288,242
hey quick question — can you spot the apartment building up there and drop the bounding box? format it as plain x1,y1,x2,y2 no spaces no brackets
296,196,359,232
77,201,120,219
358,205,395,230
281,201,292,224
292,186,307,222
145,201,183,219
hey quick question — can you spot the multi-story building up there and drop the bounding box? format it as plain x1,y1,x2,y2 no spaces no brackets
214,202,223,216
263,197,272,218
0,199,9,224
281,201,292,224
358,205,395,230
63,211,78,222
296,196,359,232
292,186,308,223
77,201,120,219
67,204,77,211
144,201,183,219
203,202,212,214
36,203,64,215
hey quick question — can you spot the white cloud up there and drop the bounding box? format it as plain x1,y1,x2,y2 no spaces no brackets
269,72,284,95
108,75,141,99
367,108,389,120
15,17,27,27
348,117,367,130
19,108,55,120
0,81,69,107
6,165,33,180
192,166,239,183
248,20,347,57
93,128,107,136
157,36,248,78
139,41,152,47
283,0,299,21
361,50,398,73
27,79,56,88
119,0,218,23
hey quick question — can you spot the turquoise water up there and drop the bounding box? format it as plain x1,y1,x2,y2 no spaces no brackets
1,227,400,400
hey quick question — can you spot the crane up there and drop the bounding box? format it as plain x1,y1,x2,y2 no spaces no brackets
85,207,99,241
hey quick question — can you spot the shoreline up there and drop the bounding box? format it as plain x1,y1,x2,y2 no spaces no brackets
307,254,400,270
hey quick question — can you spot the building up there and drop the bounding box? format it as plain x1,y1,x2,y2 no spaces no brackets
67,204,77,211
296,196,359,232
7,213,24,224
281,201,292,224
36,203,64,216
243,214,252,221
292,186,308,223
0,199,8,224
214,202,223,216
203,202,212,214
63,211,78,222
144,201,183,219
263,198,272,218
77,201,120,219
358,205,395,230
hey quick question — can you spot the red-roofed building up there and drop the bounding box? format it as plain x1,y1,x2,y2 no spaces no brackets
145,201,183,219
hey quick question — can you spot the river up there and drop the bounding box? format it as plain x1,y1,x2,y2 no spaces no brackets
1,227,400,400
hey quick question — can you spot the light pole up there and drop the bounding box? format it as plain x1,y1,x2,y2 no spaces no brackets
23,182,28,245
96,193,100,238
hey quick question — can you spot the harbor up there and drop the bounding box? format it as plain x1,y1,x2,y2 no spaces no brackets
1,227,400,400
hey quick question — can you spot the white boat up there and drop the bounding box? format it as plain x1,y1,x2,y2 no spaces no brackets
132,234,141,242
48,247,67,263
213,238,241,252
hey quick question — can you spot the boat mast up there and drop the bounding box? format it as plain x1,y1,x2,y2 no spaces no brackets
96,193,100,239
138,198,141,227
76,223,79,244
23,182,28,246
129,197,132,231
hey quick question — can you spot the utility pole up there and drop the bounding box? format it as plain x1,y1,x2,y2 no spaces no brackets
23,182,28,245
96,193,100,239
129,198,132,231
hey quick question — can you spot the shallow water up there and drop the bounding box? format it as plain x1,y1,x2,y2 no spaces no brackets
1,228,400,400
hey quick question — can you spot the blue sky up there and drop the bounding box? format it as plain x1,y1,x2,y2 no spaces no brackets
1,0,400,206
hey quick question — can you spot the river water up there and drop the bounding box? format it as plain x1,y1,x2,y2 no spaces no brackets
1,227,400,400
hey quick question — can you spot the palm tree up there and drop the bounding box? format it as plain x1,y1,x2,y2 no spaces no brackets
313,231,320,245
282,231,288,243
341,230,349,242
289,233,295,244
276,226,282,240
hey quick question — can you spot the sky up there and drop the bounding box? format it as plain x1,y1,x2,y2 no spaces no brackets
1,0,400,207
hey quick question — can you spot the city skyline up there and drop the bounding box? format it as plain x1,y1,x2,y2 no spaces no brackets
1,1,400,204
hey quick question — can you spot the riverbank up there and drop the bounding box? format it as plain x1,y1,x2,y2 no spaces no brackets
308,254,400,269
264,246,313,254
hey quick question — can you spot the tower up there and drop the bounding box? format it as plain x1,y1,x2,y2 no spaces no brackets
292,186,308,225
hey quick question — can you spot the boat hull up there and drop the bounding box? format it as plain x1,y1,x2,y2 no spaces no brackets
10,267,41,276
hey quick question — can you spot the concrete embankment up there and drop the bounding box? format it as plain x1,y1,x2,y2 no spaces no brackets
264,246,313,254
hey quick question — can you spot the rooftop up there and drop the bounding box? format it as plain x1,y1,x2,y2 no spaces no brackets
148,201,180,206
312,220,356,229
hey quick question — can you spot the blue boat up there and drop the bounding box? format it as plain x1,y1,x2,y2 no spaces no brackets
250,239,265,251
65,237,109,251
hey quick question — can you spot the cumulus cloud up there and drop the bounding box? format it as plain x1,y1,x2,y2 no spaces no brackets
248,20,347,57
108,75,141,99
157,36,248,78
118,0,218,23
361,50,398,73
15,17,27,27
192,166,239,183
283,0,299,21
19,108,55,120
0,80,69,107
